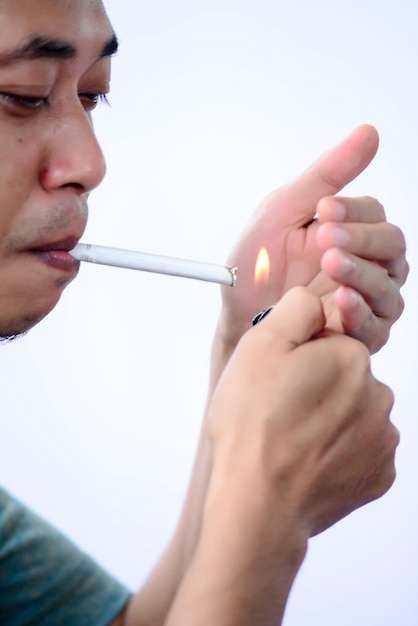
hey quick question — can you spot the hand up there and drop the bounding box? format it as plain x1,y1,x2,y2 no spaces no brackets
155,127,405,626
166,287,398,626
219,125,408,356
209,287,399,537
164,288,398,625
316,194,407,353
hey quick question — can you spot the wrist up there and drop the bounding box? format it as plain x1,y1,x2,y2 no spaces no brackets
205,453,308,555
199,460,307,608
208,313,249,394
166,424,308,625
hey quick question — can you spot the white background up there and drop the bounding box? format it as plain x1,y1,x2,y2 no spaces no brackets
1,0,418,624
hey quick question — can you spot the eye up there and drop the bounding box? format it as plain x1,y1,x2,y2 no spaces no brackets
79,92,110,112
0,92,48,113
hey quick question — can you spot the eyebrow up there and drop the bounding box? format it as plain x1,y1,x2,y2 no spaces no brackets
0,33,119,66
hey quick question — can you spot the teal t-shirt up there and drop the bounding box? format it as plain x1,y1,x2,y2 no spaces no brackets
0,487,130,625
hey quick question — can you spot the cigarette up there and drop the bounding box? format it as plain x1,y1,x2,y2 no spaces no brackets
70,243,237,287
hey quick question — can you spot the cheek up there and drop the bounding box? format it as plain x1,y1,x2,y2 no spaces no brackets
0,134,40,236
0,117,41,169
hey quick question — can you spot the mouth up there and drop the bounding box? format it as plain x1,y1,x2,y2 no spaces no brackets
28,236,81,273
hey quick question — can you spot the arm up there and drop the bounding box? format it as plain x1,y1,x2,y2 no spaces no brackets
163,289,398,625
118,126,407,625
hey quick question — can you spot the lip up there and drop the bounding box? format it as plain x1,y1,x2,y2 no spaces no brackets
28,236,81,273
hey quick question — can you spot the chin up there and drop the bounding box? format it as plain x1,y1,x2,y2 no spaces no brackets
0,312,47,338
0,293,62,338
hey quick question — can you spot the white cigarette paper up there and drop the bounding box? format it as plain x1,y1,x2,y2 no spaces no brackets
70,243,237,287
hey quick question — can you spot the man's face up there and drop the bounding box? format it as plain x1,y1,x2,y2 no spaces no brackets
0,0,115,337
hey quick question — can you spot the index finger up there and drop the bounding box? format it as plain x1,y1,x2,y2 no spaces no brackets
252,287,326,352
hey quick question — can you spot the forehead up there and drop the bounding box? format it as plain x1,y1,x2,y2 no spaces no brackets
0,0,114,54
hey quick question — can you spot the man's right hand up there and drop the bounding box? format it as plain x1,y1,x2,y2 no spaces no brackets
164,287,398,625
208,286,398,538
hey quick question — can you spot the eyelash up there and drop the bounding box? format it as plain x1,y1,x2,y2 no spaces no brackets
0,92,110,113
80,93,110,111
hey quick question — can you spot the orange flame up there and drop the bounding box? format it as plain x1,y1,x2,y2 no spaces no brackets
255,247,270,283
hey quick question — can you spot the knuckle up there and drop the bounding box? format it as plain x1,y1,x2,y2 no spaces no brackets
389,423,401,450
361,195,386,217
389,223,407,257
339,336,370,372
367,434,399,501
382,382,395,410
372,265,391,300
395,257,410,286
374,381,395,415
402,260,410,284
371,326,390,355
394,293,405,320
374,465,397,499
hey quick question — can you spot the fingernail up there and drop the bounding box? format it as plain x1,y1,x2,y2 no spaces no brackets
332,201,346,221
339,251,356,275
330,226,350,247
252,306,274,326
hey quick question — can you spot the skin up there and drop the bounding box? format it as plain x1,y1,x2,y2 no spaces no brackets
163,288,398,625
130,127,407,626
0,1,408,625
217,124,407,357
0,0,114,335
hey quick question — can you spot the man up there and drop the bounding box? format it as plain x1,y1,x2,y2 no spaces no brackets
0,1,408,625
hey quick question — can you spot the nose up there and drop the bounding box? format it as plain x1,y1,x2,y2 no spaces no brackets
41,106,106,194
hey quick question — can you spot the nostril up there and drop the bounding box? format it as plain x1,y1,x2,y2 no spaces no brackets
62,182,84,190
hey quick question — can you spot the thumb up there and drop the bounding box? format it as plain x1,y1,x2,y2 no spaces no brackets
254,287,326,351
257,124,379,229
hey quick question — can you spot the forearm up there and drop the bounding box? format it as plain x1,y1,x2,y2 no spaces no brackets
124,433,212,625
165,466,307,626
120,479,305,626
124,329,237,625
